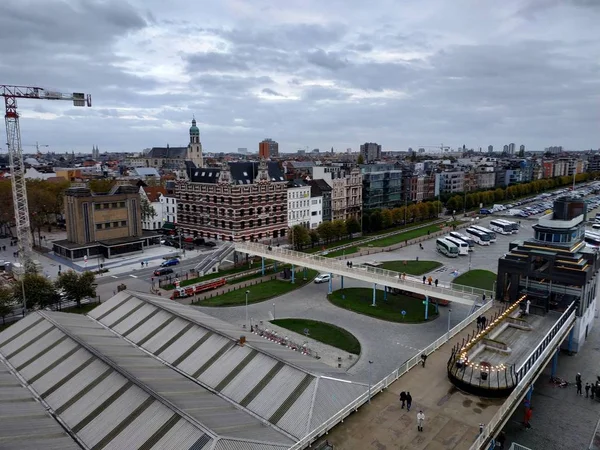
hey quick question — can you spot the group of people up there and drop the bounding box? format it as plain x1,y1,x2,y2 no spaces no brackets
476,315,488,331
398,392,426,432
421,275,439,286
345,261,354,268
576,373,600,400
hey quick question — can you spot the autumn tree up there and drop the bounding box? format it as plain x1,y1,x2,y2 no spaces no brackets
345,217,361,234
331,219,347,240
380,209,393,229
317,221,334,243
0,284,13,324
55,270,96,308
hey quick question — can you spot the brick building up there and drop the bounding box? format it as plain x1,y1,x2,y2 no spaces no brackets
175,160,288,242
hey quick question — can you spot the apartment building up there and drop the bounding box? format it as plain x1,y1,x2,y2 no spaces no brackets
331,167,362,222
287,179,311,228
439,170,465,194
308,179,332,222
360,163,402,209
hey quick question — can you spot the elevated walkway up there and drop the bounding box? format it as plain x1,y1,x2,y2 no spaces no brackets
234,242,491,306
194,243,234,276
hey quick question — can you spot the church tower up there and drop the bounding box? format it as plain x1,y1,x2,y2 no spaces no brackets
187,117,203,168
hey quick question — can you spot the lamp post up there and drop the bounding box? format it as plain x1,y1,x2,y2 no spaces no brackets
468,251,472,271
368,360,373,403
447,308,452,338
244,290,250,328
273,302,276,320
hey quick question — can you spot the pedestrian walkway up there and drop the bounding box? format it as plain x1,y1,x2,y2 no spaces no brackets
315,304,505,450
501,313,600,450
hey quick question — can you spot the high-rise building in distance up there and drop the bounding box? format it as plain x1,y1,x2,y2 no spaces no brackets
259,138,279,159
359,142,382,163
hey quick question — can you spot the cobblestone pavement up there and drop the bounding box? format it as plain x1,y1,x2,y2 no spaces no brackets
502,313,600,450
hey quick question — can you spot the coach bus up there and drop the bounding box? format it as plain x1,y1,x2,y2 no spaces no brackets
489,219,514,235
449,231,475,249
436,237,459,257
471,225,497,243
445,236,469,255
584,231,600,250
466,227,491,246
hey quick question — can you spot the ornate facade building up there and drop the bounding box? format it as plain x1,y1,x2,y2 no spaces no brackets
331,167,362,222
175,160,289,242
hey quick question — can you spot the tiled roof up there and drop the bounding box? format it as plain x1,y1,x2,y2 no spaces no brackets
143,186,167,202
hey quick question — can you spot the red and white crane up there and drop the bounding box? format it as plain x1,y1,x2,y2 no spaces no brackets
1,85,91,276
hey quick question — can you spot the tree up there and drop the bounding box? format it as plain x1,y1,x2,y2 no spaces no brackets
309,230,319,247
357,153,365,165
0,180,14,235
369,210,383,231
0,285,13,325
331,219,347,240
140,198,157,222
345,217,361,234
380,209,393,229
13,273,57,310
289,225,310,250
55,270,96,308
317,221,334,243
27,182,56,247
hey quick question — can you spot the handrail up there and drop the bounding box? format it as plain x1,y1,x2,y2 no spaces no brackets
468,306,576,450
287,298,494,450
237,242,494,303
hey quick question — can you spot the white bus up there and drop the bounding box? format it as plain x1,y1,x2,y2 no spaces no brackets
436,238,459,257
584,231,600,249
489,219,514,235
466,227,491,246
449,231,475,249
471,225,497,243
445,236,469,255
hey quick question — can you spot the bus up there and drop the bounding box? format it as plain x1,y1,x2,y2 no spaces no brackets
449,231,475,249
436,238,459,257
471,225,497,243
489,219,515,235
466,227,491,246
584,231,600,249
445,236,469,255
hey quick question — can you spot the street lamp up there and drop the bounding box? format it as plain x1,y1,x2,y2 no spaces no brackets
244,290,250,328
272,303,276,320
447,308,452,338
468,251,472,271
368,360,373,403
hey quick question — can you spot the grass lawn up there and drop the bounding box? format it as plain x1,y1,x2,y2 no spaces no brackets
197,269,318,307
368,223,445,247
62,302,101,314
379,260,442,275
452,269,496,291
324,246,359,258
270,318,361,355
328,288,438,323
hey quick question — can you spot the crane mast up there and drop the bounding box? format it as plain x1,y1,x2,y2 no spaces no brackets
1,85,91,275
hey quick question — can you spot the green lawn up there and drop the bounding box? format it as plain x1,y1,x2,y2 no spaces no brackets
324,246,360,258
270,318,361,354
379,260,442,275
369,224,446,247
196,269,318,307
452,270,496,291
328,288,438,323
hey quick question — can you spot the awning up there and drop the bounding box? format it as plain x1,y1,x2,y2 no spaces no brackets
162,222,176,230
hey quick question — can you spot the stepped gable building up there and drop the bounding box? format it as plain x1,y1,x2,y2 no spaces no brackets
496,196,599,352
175,160,288,242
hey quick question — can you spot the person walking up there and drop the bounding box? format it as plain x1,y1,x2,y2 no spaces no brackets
585,383,590,398
399,391,407,409
406,392,412,412
576,373,582,396
590,382,596,400
422,275,426,284
417,410,425,432
435,279,439,287
524,406,533,430
495,431,506,448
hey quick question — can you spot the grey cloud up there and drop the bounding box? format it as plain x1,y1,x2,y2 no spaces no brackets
185,52,250,72
306,49,349,70
301,86,351,102
261,88,285,97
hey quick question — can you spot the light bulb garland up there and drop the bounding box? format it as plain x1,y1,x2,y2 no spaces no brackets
457,297,525,372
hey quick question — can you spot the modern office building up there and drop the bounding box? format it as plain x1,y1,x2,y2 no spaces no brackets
259,138,279,159
496,197,600,352
53,183,158,260
175,160,288,242
360,163,402,210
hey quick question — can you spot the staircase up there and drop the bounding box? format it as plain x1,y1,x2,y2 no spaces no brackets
194,243,235,276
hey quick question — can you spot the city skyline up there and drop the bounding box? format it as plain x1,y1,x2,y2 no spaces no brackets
1,0,598,153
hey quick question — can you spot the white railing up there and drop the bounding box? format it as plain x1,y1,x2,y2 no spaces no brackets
236,242,494,304
468,308,576,450
287,298,495,450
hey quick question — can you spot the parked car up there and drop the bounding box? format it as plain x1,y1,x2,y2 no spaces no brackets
314,273,331,284
193,238,206,246
160,259,180,267
154,267,174,276
204,241,216,247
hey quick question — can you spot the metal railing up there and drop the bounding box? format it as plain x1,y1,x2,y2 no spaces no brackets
287,298,495,450
468,305,576,450
237,242,493,304
508,443,534,450
253,325,318,359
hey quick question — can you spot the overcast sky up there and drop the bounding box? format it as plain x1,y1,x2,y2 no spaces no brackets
0,0,598,154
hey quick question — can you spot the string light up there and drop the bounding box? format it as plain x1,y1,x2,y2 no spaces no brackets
456,298,524,372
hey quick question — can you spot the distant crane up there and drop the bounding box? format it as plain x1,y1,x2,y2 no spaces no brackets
23,142,50,158
419,144,451,152
1,85,91,287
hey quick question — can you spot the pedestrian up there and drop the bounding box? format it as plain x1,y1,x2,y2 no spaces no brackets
482,316,487,328
477,316,482,331
496,431,506,448
417,410,425,432
435,279,438,287
585,383,590,398
420,354,428,368
140,261,144,268
406,392,412,412
576,373,582,396
591,383,596,400
523,406,533,429
422,275,426,284
399,391,407,409
482,293,486,302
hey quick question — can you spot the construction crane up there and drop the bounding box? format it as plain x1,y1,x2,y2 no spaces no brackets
1,85,91,285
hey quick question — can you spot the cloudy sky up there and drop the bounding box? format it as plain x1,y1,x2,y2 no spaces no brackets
0,0,598,154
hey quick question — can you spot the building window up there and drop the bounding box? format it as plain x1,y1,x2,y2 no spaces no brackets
120,221,126,227
96,224,102,230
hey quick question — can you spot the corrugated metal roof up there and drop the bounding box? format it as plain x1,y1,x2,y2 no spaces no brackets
0,361,81,450
90,291,369,443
